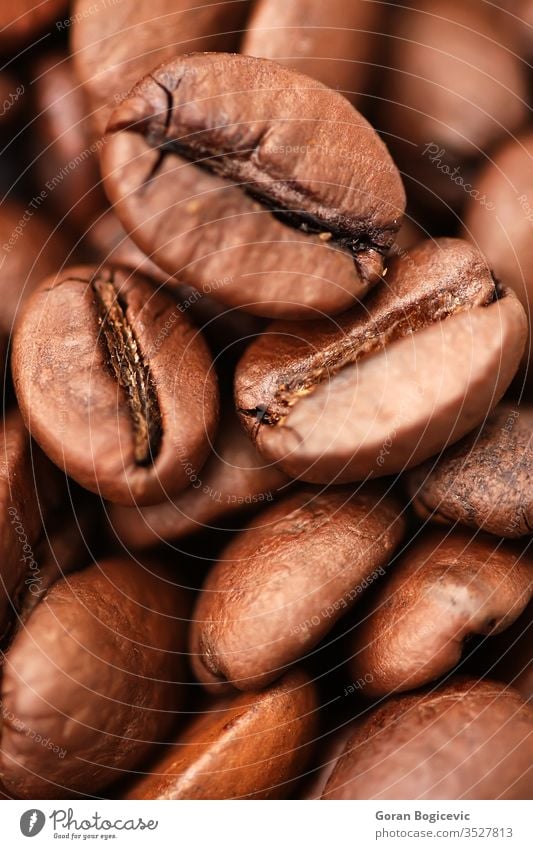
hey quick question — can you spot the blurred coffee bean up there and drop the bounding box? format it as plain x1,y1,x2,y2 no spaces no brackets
0,1,67,52
235,238,526,482
0,410,63,643
242,0,381,106
0,557,190,798
71,0,252,134
381,0,527,214
12,265,219,504
31,52,107,230
463,132,533,380
348,528,533,697
190,485,405,691
0,200,69,374
127,669,318,799
110,406,289,548
408,403,533,537
322,679,533,799
101,53,405,319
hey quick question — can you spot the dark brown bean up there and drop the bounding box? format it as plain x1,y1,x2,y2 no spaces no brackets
348,528,533,698
101,53,405,319
0,557,190,798
407,403,533,538
190,486,405,691
322,679,533,799
12,265,219,505
127,669,318,799
235,238,526,482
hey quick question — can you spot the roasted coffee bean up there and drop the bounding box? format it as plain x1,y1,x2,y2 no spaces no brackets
72,0,252,134
190,486,405,691
0,558,190,798
381,0,527,212
242,0,380,105
12,265,219,505
407,404,533,538
463,131,533,377
0,1,67,50
0,201,68,375
101,53,405,319
235,238,526,482
127,670,318,799
32,53,106,229
322,679,533,799
86,209,265,352
110,407,289,548
0,411,63,644
348,528,533,698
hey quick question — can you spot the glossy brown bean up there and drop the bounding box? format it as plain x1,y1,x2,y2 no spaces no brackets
0,558,190,798
101,53,405,319
322,679,533,799
127,670,318,799
348,528,533,697
190,486,405,691
235,239,526,483
12,265,219,505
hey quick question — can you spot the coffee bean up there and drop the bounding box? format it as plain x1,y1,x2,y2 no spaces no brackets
235,238,526,482
322,679,533,799
0,557,190,798
0,411,63,644
407,403,533,537
71,0,252,134
242,0,381,105
0,201,68,377
12,265,219,504
31,52,106,230
381,0,527,213
463,131,533,381
190,485,405,691
348,528,533,697
0,0,67,50
127,670,318,799
101,53,405,319
110,406,289,548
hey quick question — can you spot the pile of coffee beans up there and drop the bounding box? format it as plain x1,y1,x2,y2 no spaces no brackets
0,0,531,800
